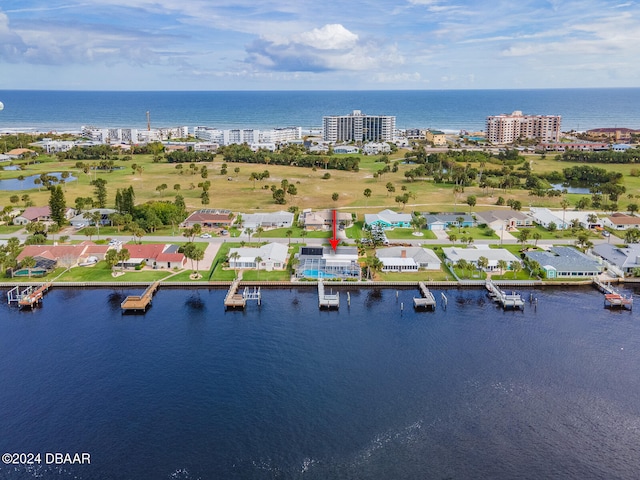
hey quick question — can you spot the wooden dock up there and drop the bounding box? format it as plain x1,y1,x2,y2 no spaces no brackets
318,280,339,309
224,279,246,309
121,281,160,313
413,282,436,310
486,280,524,310
8,283,52,309
595,278,633,309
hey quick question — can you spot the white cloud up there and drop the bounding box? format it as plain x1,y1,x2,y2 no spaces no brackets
246,23,403,73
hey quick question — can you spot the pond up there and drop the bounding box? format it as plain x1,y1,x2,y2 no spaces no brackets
0,172,77,191
550,183,591,194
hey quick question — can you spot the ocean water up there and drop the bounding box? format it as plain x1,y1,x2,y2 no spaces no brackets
1,285,639,479
0,89,639,133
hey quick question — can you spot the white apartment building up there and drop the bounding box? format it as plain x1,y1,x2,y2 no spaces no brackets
485,111,561,144
194,126,301,146
323,110,396,143
82,125,187,144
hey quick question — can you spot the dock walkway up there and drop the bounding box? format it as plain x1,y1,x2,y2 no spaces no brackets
224,279,246,309
413,282,436,310
486,280,524,310
318,280,339,309
121,281,160,312
8,283,52,309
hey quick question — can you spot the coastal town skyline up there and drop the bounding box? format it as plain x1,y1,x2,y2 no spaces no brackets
1,1,640,91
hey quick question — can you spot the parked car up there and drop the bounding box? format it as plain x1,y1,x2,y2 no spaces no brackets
200,233,212,239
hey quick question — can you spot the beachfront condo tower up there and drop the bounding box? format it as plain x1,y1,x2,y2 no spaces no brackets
485,110,561,144
323,110,396,143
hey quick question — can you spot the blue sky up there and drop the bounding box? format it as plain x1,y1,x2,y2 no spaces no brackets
1,0,639,90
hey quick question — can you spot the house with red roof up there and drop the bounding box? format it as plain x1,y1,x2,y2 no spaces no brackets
122,243,186,269
181,209,234,228
13,206,75,225
603,213,640,231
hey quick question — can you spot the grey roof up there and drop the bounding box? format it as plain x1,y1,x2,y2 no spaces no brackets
422,213,474,223
376,246,441,265
525,246,601,273
592,243,640,270
474,210,530,223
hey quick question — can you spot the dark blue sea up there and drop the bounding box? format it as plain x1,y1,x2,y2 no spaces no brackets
1,285,640,479
0,89,639,133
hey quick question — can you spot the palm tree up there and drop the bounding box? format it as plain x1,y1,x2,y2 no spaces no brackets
477,256,489,272
497,259,508,276
244,227,254,243
21,256,36,277
560,199,570,229
255,226,264,243
532,232,542,247
510,260,522,279
254,256,263,280
456,216,465,233
285,229,293,246
229,251,241,278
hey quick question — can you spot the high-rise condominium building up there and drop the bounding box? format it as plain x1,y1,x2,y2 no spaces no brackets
485,111,561,144
323,110,396,143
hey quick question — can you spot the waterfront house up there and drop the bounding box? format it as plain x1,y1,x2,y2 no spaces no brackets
300,209,353,231
296,246,360,279
442,245,519,271
181,209,234,229
364,209,412,230
122,244,186,270
228,242,288,271
524,246,602,279
602,213,640,231
15,242,110,274
592,243,640,277
421,213,475,231
376,247,441,272
241,211,294,230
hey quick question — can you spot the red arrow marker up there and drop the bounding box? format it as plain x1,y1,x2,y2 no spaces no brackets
329,209,339,251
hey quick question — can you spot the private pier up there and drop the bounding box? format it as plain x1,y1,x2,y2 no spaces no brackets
224,280,262,309
594,277,633,310
486,280,524,310
318,280,340,309
121,281,160,313
413,282,436,310
7,283,52,309
224,279,245,309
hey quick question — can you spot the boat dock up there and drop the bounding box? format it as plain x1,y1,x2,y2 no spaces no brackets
486,280,524,310
121,281,160,313
413,282,436,310
594,278,633,309
7,283,52,309
318,280,339,309
224,279,245,309
223,280,262,309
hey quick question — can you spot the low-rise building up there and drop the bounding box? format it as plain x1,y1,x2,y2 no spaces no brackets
474,210,533,230
69,208,117,228
426,129,447,146
122,243,186,270
592,243,640,277
602,213,640,231
376,247,441,272
421,213,475,231
241,211,294,230
364,209,412,230
296,246,360,279
13,206,76,225
442,245,520,271
228,242,289,271
300,209,353,231
181,209,234,229
524,246,602,279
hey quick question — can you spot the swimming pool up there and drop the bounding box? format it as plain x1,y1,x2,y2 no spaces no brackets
301,269,336,279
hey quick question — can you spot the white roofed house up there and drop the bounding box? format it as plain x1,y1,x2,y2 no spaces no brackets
228,242,289,271
442,245,520,271
296,246,361,279
241,211,294,230
376,247,442,272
